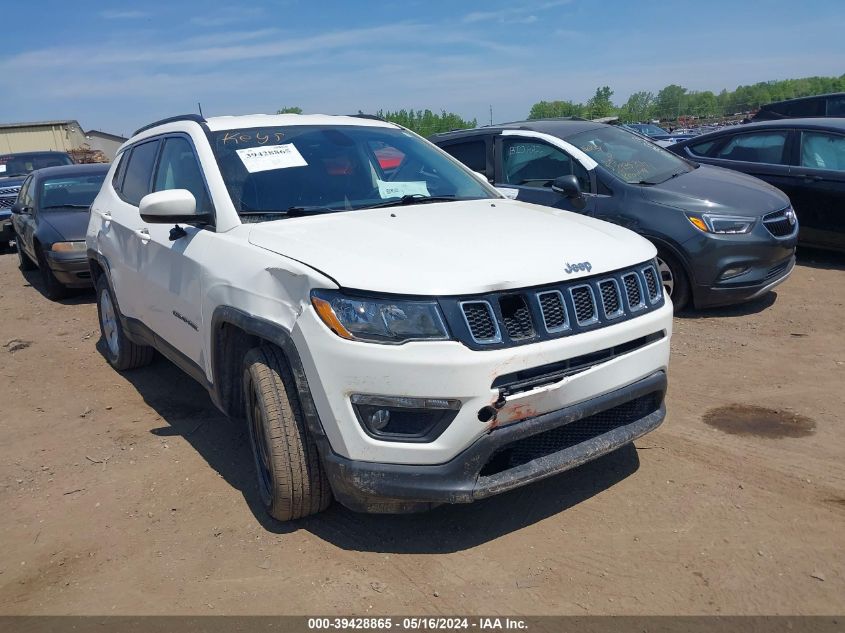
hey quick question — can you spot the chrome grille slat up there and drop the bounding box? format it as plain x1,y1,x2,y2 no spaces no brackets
537,290,569,333
569,285,598,326
598,279,624,319
460,301,501,344
622,273,645,311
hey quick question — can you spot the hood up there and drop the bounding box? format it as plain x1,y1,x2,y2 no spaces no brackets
248,199,656,295
41,209,90,242
640,163,789,217
0,175,26,188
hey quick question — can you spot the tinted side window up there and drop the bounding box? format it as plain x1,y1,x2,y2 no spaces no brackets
801,132,845,171
18,176,34,207
783,99,824,117
153,137,211,212
687,139,718,156
121,140,160,206
442,140,486,173
826,97,845,116
501,139,590,191
714,132,788,165
111,151,128,192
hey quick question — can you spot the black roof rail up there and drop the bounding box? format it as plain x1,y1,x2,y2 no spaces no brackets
133,114,207,137
349,113,387,122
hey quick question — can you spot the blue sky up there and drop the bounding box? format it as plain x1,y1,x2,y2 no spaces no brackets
2,0,843,137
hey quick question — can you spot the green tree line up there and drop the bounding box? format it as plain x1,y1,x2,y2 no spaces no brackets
529,74,845,122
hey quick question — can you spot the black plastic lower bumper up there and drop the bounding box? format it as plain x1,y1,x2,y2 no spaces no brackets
322,370,667,513
694,255,795,309
0,218,13,242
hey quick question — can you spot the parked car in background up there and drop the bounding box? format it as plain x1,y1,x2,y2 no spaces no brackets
668,118,845,251
11,163,108,299
86,113,673,520
432,120,798,310
623,123,674,142
751,93,845,122
1,151,75,251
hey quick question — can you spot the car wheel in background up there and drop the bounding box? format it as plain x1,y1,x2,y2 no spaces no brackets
95,275,154,370
656,249,690,310
242,344,332,521
15,237,36,271
35,247,70,300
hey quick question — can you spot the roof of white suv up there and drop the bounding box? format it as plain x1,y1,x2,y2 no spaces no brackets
204,114,397,132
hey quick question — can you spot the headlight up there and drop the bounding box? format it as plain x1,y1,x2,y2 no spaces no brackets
311,290,450,343
686,213,754,234
50,241,86,252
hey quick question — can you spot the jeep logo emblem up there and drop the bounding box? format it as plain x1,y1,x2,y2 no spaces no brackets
564,261,592,274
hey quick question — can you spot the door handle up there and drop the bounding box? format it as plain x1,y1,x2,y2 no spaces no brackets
795,174,823,182
134,228,151,243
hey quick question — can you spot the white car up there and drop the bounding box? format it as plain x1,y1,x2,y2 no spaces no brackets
86,113,673,520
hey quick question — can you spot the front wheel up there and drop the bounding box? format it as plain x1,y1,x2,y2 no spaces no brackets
243,344,332,521
656,250,690,310
36,248,70,300
95,275,154,370
16,237,36,271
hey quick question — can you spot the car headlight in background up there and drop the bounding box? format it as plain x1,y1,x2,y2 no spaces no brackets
50,241,86,252
311,290,450,343
686,213,754,234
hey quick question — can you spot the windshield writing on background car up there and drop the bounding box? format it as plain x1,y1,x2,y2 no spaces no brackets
210,125,496,220
568,127,692,185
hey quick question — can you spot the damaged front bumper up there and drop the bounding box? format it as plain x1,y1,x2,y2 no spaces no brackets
320,370,666,513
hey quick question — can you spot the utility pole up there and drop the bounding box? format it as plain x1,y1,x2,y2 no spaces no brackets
489,105,493,126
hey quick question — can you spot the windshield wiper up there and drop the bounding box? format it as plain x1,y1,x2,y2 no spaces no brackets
637,170,687,186
240,205,342,217
42,204,91,209
361,194,458,209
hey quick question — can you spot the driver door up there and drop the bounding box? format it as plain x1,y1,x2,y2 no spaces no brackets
493,135,595,213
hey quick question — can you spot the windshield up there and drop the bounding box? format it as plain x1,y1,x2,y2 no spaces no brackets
39,173,106,210
210,125,496,219
568,126,693,185
0,153,74,178
629,124,668,137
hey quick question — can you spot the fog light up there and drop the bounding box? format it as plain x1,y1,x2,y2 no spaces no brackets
369,409,391,431
351,394,461,442
720,266,749,280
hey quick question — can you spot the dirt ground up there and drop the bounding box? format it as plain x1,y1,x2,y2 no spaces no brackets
0,248,843,616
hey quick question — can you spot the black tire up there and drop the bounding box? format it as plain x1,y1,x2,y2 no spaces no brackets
656,249,690,310
95,275,154,370
35,247,70,300
243,344,332,521
16,237,36,271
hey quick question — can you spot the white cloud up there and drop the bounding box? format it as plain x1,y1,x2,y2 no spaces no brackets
100,10,149,20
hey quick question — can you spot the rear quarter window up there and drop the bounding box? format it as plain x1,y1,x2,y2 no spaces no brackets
120,140,160,206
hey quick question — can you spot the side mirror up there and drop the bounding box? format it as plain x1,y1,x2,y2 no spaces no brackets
10,202,30,215
551,175,582,199
139,189,206,224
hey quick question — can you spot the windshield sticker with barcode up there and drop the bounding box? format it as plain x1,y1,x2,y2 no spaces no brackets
0,165,6,173
376,179,430,199
236,144,307,173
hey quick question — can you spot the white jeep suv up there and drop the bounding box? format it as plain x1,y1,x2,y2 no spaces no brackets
86,113,672,520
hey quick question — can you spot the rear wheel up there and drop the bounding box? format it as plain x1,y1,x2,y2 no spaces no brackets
243,344,332,521
95,275,154,370
656,249,690,310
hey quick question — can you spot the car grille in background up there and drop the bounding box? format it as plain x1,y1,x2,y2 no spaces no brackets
451,261,664,349
478,392,661,477
0,186,20,209
766,259,791,281
460,301,500,343
762,208,796,237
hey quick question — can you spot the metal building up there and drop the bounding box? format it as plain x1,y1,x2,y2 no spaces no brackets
0,120,126,160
